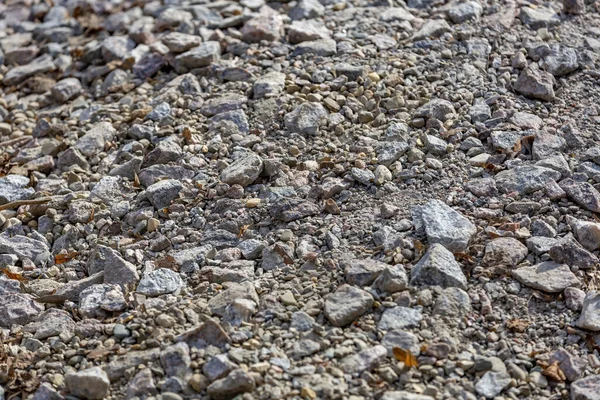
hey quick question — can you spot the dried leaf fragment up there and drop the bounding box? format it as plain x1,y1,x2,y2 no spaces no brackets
392,347,418,367
542,361,566,382
54,252,79,265
506,319,529,333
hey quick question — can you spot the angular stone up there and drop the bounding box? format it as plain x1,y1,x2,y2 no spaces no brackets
176,320,231,350
51,78,82,103
448,1,483,23
411,244,468,289
0,293,44,328
412,199,476,252
495,166,561,194
293,38,337,56
4,54,55,85
412,19,451,41
483,238,528,268
380,392,434,400
175,41,221,70
88,245,138,286
512,262,580,293
560,179,600,213
378,306,422,330
221,153,263,187
290,0,324,20
532,132,566,160
160,342,191,377
75,122,115,157
31,308,75,340
269,198,320,222
324,284,373,327
162,32,202,53
208,281,259,317
65,367,110,400
549,235,598,269
288,20,330,44
475,371,511,398
549,348,584,381
241,12,283,43
79,284,127,318
339,345,387,374
203,354,237,381
253,71,285,99
576,291,600,331
571,219,600,251
0,175,34,205
519,7,560,29
542,44,579,77
0,234,49,265
514,64,555,101
146,179,183,209
571,375,600,400
382,330,421,357
207,369,255,400
373,265,409,293
137,268,184,297
415,99,455,122
285,102,328,135
433,287,472,318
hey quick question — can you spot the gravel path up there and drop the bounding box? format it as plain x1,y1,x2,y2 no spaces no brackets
1,0,600,399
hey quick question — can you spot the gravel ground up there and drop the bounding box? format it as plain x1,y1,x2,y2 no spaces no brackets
1,0,600,399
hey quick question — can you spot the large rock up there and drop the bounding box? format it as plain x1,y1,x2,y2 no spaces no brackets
571,375,600,399
415,99,455,122
146,179,183,209
512,262,580,293
207,369,255,400
241,12,284,43
495,166,561,194
549,235,598,269
475,371,511,398
0,234,49,265
208,281,259,317
74,122,115,157
0,175,34,205
410,244,468,289
542,44,579,77
519,6,560,29
576,291,600,331
65,367,110,400
343,258,387,286
513,64,555,101
412,199,476,252
339,345,387,374
88,245,138,286
220,153,264,187
324,284,373,327
137,268,184,297
571,219,600,251
175,41,221,70
377,306,422,330
285,102,328,135
0,293,44,328
483,238,528,268
560,179,600,213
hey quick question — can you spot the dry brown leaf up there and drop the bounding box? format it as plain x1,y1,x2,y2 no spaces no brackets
454,252,474,264
86,208,95,223
54,252,79,265
392,347,418,367
506,319,529,333
238,224,250,238
156,255,177,271
542,361,566,382
0,268,28,283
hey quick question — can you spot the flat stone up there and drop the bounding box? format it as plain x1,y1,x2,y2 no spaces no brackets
412,19,451,41
137,268,184,297
285,102,328,135
549,235,598,269
519,6,560,29
483,238,528,268
512,262,580,293
269,198,320,222
577,291,600,331
0,293,44,328
378,306,423,330
0,175,34,205
411,244,468,289
380,392,434,400
560,179,600,213
514,64,555,101
339,345,387,374
221,152,264,187
495,166,561,194
475,371,511,398
381,330,421,357
146,179,183,209
175,41,221,70
207,369,255,400
288,20,330,44
176,320,231,350
324,284,374,327
208,281,259,317
88,245,139,286
571,374,600,399
448,1,483,23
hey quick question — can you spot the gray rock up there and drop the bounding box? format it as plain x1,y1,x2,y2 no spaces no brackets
176,320,231,350
565,287,586,311
412,19,452,41
161,342,191,377
75,122,115,157
171,245,214,273
101,36,135,62
413,200,476,252
162,32,202,53
142,137,183,167
495,166,561,194
0,175,34,205
4,54,55,85
126,369,157,399
207,369,255,400
378,306,423,330
290,311,315,332
0,234,49,265
549,348,584,381
32,308,75,340
241,12,284,43
514,64,555,101
90,176,125,205
253,71,285,99
382,330,421,357
513,262,580,293
208,281,259,317
577,291,600,331
373,265,408,293
147,102,171,121
560,179,600,213
290,0,324,20
146,179,183,209
380,392,434,400
549,235,598,269
65,367,110,400
175,41,221,70
475,371,511,398
571,219,600,251
350,167,375,185
203,354,237,381
137,268,184,296
221,153,264,187
564,0,585,14
31,383,65,400
79,284,127,318
335,63,366,81
483,238,528,268
339,345,387,374
380,8,416,22
288,20,330,44
293,38,337,56
519,6,560,29
433,287,472,318
324,284,374,327
571,374,600,399
415,99,455,122
51,78,82,103
411,244,468,289
448,1,483,23
542,44,579,76
532,132,566,160
0,293,44,327
269,198,320,222
285,102,328,135
89,245,139,286
201,93,248,117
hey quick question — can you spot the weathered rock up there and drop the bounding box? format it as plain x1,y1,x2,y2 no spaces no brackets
269,198,320,222
571,375,600,399
0,175,34,205
207,369,255,400
285,102,328,135
65,367,110,400
79,284,127,318
415,99,455,122
339,345,387,374
0,293,44,328
343,258,387,286
373,265,408,293
495,166,561,194
412,199,476,252
512,262,580,293
549,235,598,269
411,244,468,289
483,238,528,268
560,179,600,213
221,153,264,187
88,245,139,286
51,78,82,103
513,64,555,101
324,285,374,327
542,44,579,76
208,281,259,317
433,287,472,318
475,371,511,398
378,306,423,330
146,179,183,209
137,268,184,297
577,291,600,331
175,42,221,70
448,1,483,23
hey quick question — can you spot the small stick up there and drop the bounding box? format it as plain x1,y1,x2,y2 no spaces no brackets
0,197,53,211
0,137,31,148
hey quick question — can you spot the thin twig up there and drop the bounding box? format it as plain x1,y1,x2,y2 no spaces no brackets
0,197,52,211
0,137,31,148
